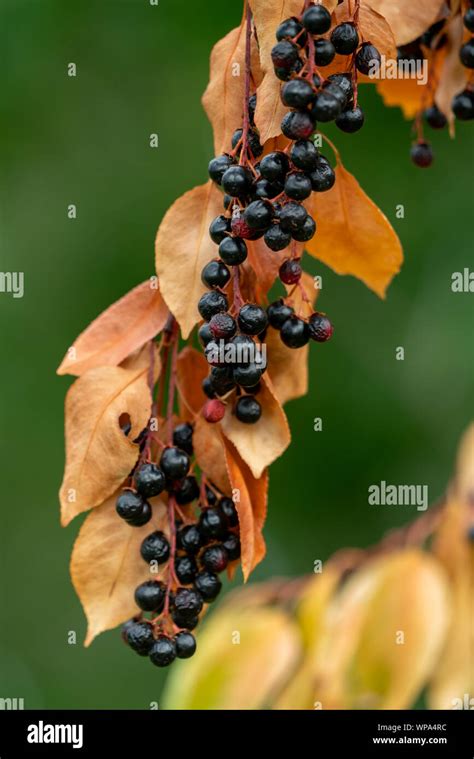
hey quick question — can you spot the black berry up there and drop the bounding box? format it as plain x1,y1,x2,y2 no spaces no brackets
177,524,203,554
280,316,310,348
208,154,234,185
356,43,381,75
309,156,336,192
194,570,222,602
160,446,190,480
175,555,198,585
125,621,154,656
331,22,359,54
223,533,241,561
210,366,236,395
199,507,227,540
271,39,299,69
452,89,474,120
336,106,365,133
292,215,316,242
254,178,284,200
267,299,294,329
235,395,262,424
198,322,214,348
410,141,433,168
134,463,166,499
281,110,315,140
313,90,342,122
238,303,268,335
279,201,308,232
209,312,237,340
290,139,319,171
134,580,165,612
219,496,239,526
174,631,197,659
302,4,331,34
149,636,176,668
218,236,248,265
276,17,306,45
209,214,231,244
464,9,474,32
221,165,252,197
233,362,263,388
424,104,447,129
314,39,336,66
284,171,313,200
264,224,292,251
116,490,151,527
140,531,170,564
202,376,216,399
173,587,204,619
460,39,474,68
198,290,228,320
308,312,334,342
174,475,200,505
172,422,194,456
259,151,289,182
231,127,263,158
281,78,315,109
244,199,274,230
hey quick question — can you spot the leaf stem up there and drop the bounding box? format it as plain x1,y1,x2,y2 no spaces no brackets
239,2,253,167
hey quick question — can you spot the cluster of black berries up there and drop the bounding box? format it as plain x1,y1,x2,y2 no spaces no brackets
116,423,241,667
266,256,333,349
452,5,474,122
197,271,268,425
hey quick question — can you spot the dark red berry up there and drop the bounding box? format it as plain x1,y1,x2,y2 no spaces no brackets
134,580,165,612
281,110,315,140
231,215,264,239
280,316,310,348
198,290,228,320
424,104,447,129
235,395,262,424
331,23,359,55
264,224,292,251
279,258,302,285
201,544,229,573
336,106,365,133
202,398,226,423
209,312,237,339
149,636,176,667
140,531,170,564
356,43,381,75
308,312,334,342
238,303,268,335
302,4,331,34
410,142,433,168
218,236,248,265
267,299,294,329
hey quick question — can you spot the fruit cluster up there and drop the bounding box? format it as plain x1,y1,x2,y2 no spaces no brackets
453,3,474,122
116,421,241,667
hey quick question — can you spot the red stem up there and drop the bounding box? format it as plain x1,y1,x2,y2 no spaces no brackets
239,3,253,167
166,326,179,445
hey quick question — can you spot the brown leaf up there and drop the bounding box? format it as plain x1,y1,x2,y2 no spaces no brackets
155,182,223,339
221,373,291,479
266,272,318,405
223,437,268,580
335,1,397,58
435,17,468,133
70,493,166,646
249,0,304,144
176,346,209,418
57,280,169,377
193,416,231,495
307,162,403,298
59,364,153,526
376,76,429,119
202,16,262,155
367,0,446,46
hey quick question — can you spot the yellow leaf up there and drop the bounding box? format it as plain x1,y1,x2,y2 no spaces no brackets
307,162,403,298
221,374,291,479
162,605,300,709
70,493,166,646
57,281,169,377
59,364,153,525
155,182,223,339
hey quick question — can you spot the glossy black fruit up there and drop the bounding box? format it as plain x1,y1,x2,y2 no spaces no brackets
208,154,234,184
313,90,342,122
233,362,263,388
279,201,308,232
244,199,274,230
281,110,315,140
309,156,336,191
160,446,190,480
219,496,239,526
264,224,292,251
460,39,474,68
177,524,203,555
125,621,155,656
197,290,228,320
291,215,316,242
172,422,194,456
284,171,313,200
259,151,289,182
235,395,262,424
302,4,331,34
452,89,474,120
238,303,268,335
194,571,222,602
281,78,315,109
424,104,447,129
221,165,252,197
174,476,200,505
267,299,295,329
134,580,166,612
174,631,197,659
356,43,381,75
410,141,433,168
116,490,151,527
290,139,319,171
280,316,310,348
140,531,170,564
218,236,248,265
149,636,176,667
175,555,198,585
199,507,227,540
223,533,241,561
201,544,229,573
314,39,336,66
134,464,166,499
331,23,359,55
209,215,231,244
335,106,365,133
173,587,204,619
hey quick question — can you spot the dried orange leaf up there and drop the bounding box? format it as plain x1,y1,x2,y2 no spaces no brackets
307,162,403,298
224,437,268,580
57,280,169,377
194,416,231,495
376,76,429,119
176,346,208,417
59,364,153,526
435,17,468,132
367,0,446,46
70,493,166,646
155,182,223,339
221,374,291,479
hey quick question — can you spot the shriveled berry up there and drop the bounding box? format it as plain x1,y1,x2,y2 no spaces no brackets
218,236,248,265
229,334,256,365
290,139,319,171
314,39,336,66
125,621,154,656
194,571,222,602
271,39,299,69
208,154,234,184
198,290,228,320
331,22,359,55
116,490,151,527
244,199,274,230
460,39,474,68
235,395,262,424
175,555,198,586
336,106,365,133
140,531,170,564
267,299,294,329
356,42,381,75
173,587,204,618
135,580,165,612
313,90,342,122
202,398,226,423
238,303,268,335
279,258,302,285
233,362,263,388
308,312,334,342
259,151,289,182
135,463,166,499
280,316,310,348
177,524,203,554
231,127,263,158
201,544,229,573
173,422,194,456
231,215,264,239
199,507,227,540
279,201,308,232
309,156,335,191
160,446,190,479
209,312,237,340
223,533,241,561
424,104,447,129
281,110,315,140
221,165,252,197
219,496,239,526
281,78,315,109
174,476,200,505
276,16,306,45
410,141,433,168
452,89,474,120
302,4,331,34
209,214,231,244
292,215,316,242
175,631,196,659
149,636,176,668
284,171,312,200
327,73,353,104
264,224,291,251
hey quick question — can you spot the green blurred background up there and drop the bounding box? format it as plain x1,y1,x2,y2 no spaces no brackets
1,0,473,709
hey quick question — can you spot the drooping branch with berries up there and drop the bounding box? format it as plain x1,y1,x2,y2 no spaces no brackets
57,0,472,671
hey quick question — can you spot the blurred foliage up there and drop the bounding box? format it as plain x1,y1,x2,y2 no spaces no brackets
0,0,473,708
